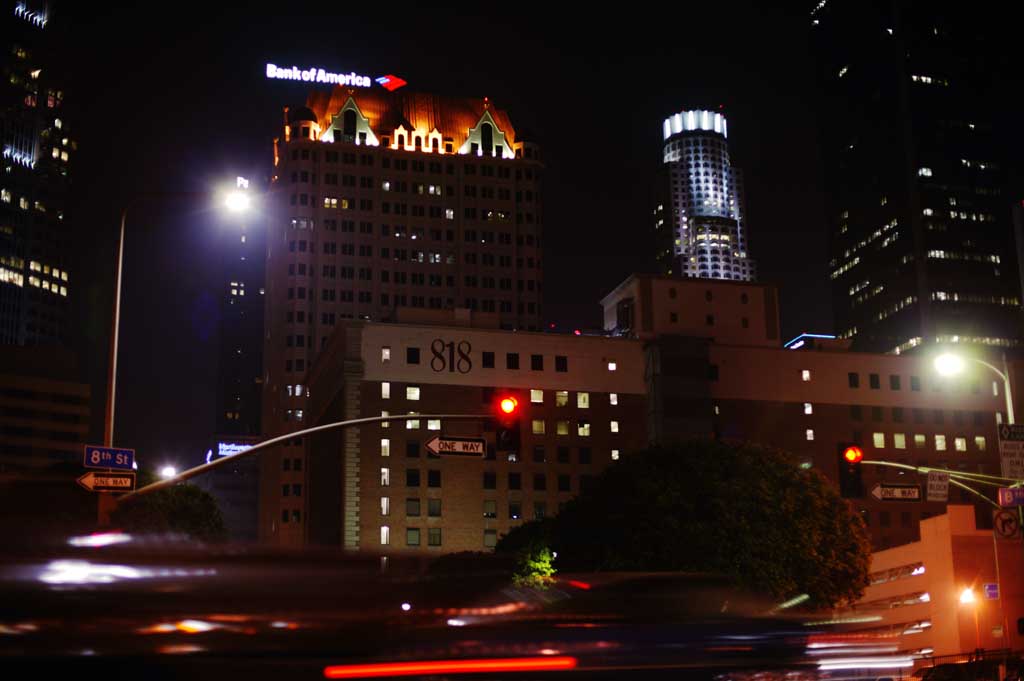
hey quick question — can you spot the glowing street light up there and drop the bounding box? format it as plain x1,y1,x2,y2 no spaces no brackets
959,587,976,604
932,351,1015,424
224,189,251,213
934,353,966,377
159,466,178,480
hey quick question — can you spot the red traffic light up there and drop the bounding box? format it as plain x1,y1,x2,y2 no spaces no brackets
499,397,518,415
842,445,864,464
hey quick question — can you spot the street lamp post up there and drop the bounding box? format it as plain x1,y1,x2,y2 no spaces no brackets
97,185,251,524
103,186,253,448
934,352,1015,425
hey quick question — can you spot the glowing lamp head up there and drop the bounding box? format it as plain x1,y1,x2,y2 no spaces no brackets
159,466,178,479
934,353,965,377
842,446,863,464
224,190,251,213
499,397,518,415
959,587,976,604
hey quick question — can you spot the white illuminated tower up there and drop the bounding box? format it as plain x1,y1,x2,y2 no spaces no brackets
655,109,755,281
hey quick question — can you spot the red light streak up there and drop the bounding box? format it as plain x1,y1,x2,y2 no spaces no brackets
323,656,578,679
566,580,592,590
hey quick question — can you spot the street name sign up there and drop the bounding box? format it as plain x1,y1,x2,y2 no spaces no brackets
984,583,999,600
83,445,135,471
927,472,950,502
997,424,1024,480
997,487,1024,507
425,435,486,457
76,471,136,493
870,483,921,501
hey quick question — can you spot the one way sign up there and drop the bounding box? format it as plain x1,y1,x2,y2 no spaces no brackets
425,435,486,457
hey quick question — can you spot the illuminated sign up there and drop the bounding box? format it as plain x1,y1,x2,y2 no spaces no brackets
14,2,47,27
266,63,372,87
217,442,253,457
3,146,35,169
375,75,407,91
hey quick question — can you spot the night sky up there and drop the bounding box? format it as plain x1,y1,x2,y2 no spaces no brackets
56,3,1019,469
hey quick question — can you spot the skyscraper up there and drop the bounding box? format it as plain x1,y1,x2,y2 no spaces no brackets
1,2,75,345
813,0,1023,354
260,85,544,543
654,108,755,281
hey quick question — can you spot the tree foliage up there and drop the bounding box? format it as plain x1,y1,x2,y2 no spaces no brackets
109,474,227,542
499,440,871,608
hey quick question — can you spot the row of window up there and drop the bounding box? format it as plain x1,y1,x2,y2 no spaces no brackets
869,432,986,452
379,467,597,492
798,368,998,397
847,405,988,426
289,147,537,180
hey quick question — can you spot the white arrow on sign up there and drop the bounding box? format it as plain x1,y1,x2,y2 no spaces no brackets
425,435,486,457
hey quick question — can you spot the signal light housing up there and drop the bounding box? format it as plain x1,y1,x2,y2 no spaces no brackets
495,394,521,454
836,442,864,498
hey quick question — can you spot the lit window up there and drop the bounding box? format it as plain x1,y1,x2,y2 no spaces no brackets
532,420,545,435
894,433,907,449
935,435,947,451
954,437,966,452
914,434,926,448
406,386,420,401
427,419,441,431
380,438,390,457
609,393,618,405
380,497,390,515
445,208,454,220
611,421,620,433
801,370,811,382
380,467,390,486
975,436,986,451
578,421,591,437
556,421,569,435
873,432,885,448
380,525,390,545
918,167,933,177
555,391,568,407
382,346,391,362
922,208,934,216
577,392,590,409
806,429,815,441
406,413,420,429
611,449,620,461
530,389,543,404
381,382,390,399
607,361,617,371
381,410,389,428
804,402,813,415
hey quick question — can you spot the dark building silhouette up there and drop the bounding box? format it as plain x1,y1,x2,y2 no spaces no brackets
813,0,1023,354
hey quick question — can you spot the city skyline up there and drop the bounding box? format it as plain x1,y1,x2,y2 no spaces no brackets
22,2,1022,470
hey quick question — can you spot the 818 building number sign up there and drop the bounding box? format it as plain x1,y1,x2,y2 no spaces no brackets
431,338,472,374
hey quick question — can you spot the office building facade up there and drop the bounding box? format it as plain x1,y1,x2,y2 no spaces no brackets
1,3,75,346
655,109,755,281
813,0,1023,354
259,273,1007,552
260,87,545,543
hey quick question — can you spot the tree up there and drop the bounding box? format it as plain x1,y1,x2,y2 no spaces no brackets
109,473,227,542
501,441,870,608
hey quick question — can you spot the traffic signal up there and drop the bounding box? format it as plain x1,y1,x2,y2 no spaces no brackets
495,394,521,453
837,443,864,498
